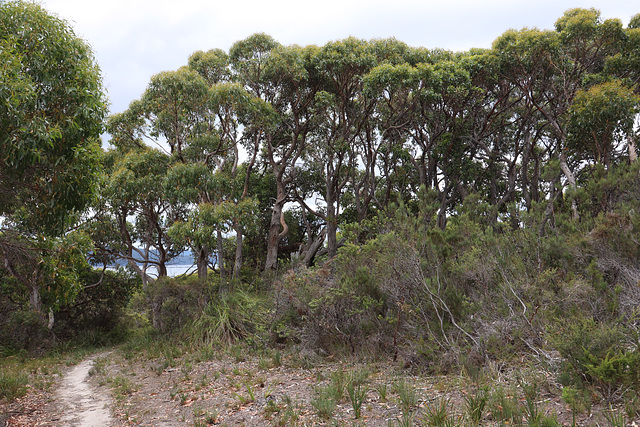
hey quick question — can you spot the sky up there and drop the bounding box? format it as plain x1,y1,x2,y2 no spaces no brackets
40,0,640,116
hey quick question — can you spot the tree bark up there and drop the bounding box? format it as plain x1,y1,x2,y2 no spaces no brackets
559,151,579,220
629,134,638,163
233,223,243,280
216,229,225,279
197,246,208,280
302,228,327,266
265,174,288,270
265,201,288,270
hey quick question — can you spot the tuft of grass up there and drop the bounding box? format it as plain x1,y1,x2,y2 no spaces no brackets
375,382,388,402
0,370,29,401
311,385,337,419
624,392,640,420
272,350,282,367
422,396,454,426
394,378,418,413
109,375,138,401
464,387,487,425
603,405,626,427
347,382,367,419
329,368,348,402
392,411,414,427
521,381,539,423
271,394,300,426
489,387,522,424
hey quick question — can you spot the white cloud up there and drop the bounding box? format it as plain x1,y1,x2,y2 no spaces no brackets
40,0,639,115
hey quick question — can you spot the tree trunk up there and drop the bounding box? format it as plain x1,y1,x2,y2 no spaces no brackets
326,182,338,258
127,259,153,289
216,229,225,279
265,202,287,270
29,285,42,318
302,228,327,266
265,179,288,271
559,152,579,220
629,134,638,163
197,246,208,280
233,223,243,280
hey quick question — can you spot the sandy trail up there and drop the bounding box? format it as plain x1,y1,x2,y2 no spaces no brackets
55,354,113,427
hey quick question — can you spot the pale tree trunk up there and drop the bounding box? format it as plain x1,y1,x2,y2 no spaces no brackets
559,151,579,220
302,228,327,266
326,181,338,258
127,259,153,289
629,134,638,163
265,204,288,270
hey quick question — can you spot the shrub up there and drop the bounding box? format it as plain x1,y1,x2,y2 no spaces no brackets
190,286,267,345
549,316,640,398
144,275,212,332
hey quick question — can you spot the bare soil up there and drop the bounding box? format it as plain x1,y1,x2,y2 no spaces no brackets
3,347,640,426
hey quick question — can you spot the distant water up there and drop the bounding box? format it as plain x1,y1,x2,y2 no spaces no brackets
164,264,196,277
102,249,214,278
106,264,196,278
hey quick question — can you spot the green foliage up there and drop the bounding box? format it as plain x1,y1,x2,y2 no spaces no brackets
190,285,267,345
394,378,418,412
311,385,337,419
0,0,107,234
567,80,640,168
489,387,522,424
347,382,367,419
0,368,29,401
550,316,640,396
143,277,200,332
464,387,488,424
562,386,591,425
421,396,454,426
51,267,140,345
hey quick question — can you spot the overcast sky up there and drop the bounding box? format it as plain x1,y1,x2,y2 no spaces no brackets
41,0,639,116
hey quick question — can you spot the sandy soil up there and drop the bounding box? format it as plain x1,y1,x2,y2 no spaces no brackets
1,353,114,427
3,348,640,426
55,353,114,426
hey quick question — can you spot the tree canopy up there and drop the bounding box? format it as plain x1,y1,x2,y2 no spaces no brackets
101,8,640,279
0,1,107,320
0,0,107,235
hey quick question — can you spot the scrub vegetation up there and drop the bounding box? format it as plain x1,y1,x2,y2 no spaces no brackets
2,1,640,425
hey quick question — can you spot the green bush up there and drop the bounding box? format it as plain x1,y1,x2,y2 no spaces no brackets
145,275,212,332
550,316,640,397
190,286,267,345
52,267,140,345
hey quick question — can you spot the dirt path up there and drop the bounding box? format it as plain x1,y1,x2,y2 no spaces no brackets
55,353,114,427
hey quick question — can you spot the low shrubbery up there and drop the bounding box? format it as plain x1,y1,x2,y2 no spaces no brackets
269,166,640,401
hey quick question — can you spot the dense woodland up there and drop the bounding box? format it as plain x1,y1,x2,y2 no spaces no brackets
2,0,640,409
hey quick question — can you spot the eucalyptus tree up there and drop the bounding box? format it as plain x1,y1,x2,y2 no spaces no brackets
365,54,478,228
102,68,211,281
0,1,107,321
230,34,322,270
94,147,181,286
567,80,640,170
164,77,267,279
304,37,382,257
493,8,626,222
141,67,211,161
188,48,231,85
353,38,414,219
459,49,536,226
605,14,640,92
